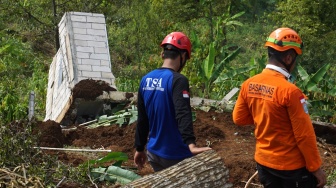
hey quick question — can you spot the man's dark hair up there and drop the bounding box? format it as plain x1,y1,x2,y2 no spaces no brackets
163,49,180,59
268,47,296,60
162,44,188,59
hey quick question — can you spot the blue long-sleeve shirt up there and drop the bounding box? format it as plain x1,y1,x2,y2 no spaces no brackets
135,68,195,160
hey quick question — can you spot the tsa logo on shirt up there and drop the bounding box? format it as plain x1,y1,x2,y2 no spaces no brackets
299,95,309,114
143,78,164,91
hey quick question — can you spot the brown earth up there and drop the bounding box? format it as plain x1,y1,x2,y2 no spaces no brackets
36,79,336,188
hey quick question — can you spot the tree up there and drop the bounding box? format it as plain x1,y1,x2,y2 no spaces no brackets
267,0,336,74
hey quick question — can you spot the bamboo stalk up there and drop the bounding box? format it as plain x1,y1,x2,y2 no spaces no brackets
78,119,98,126
33,147,111,152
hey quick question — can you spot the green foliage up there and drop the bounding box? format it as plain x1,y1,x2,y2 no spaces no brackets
200,42,241,98
87,152,141,185
0,31,48,123
328,169,336,186
295,63,331,92
0,0,335,186
294,64,336,122
91,166,141,184
213,56,265,100
114,62,151,92
87,105,138,128
0,121,36,167
0,120,87,187
185,7,244,99
267,0,336,74
88,152,128,166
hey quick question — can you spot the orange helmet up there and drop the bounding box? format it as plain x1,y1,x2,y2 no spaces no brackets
265,28,303,55
161,32,192,59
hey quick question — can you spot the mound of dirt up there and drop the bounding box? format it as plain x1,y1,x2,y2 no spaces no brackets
72,79,116,100
36,109,336,188
35,79,336,187
35,120,65,148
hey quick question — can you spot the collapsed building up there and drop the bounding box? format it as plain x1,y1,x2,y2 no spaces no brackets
44,12,136,126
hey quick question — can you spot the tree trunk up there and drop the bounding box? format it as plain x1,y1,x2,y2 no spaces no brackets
122,150,232,188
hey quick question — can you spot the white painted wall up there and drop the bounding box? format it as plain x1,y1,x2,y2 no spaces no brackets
44,12,116,122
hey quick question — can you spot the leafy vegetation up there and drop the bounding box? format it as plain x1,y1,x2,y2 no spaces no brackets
1,0,335,124
0,0,335,186
88,152,141,185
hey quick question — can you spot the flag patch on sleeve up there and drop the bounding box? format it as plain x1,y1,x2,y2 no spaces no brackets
299,95,309,114
182,90,190,98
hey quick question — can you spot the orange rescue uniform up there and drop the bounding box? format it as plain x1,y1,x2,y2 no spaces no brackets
232,68,322,172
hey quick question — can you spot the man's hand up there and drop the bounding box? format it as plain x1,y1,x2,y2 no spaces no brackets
312,168,327,188
188,143,212,155
134,151,147,169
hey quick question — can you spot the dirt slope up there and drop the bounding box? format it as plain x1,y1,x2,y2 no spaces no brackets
36,79,336,187
38,109,336,188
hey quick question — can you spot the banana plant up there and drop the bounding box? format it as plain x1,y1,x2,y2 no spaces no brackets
213,55,265,88
86,105,138,128
87,152,141,185
294,63,335,122
201,42,240,98
295,63,331,92
249,55,266,77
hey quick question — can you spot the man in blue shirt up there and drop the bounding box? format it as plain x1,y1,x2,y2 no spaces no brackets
134,32,212,172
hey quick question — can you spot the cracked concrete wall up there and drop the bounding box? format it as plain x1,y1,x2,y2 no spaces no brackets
45,12,116,122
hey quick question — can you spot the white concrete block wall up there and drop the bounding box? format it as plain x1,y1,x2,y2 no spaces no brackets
44,12,116,122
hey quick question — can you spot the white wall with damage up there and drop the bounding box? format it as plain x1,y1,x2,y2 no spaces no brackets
44,12,116,122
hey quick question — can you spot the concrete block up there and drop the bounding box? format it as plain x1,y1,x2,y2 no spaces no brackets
58,20,66,29
102,72,115,79
76,46,94,53
74,34,94,41
87,41,106,48
78,64,92,71
75,40,88,47
87,16,105,23
92,65,111,72
61,43,67,53
94,47,108,54
87,29,106,36
73,28,87,34
72,22,92,29
71,15,87,22
92,23,106,30
82,71,102,78
58,23,66,35
71,12,93,16
77,52,90,58
90,53,109,60
81,59,100,65
92,35,106,42
91,13,104,17
100,60,110,67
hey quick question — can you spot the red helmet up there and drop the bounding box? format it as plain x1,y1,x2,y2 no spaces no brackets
161,32,192,59
265,28,303,55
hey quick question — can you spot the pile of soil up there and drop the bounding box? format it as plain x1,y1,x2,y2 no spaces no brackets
37,110,336,188
72,79,116,100
35,79,336,187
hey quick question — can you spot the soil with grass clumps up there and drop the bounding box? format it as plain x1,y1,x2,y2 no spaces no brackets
36,79,336,188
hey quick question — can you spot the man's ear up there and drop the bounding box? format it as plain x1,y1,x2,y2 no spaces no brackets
161,51,164,59
182,52,187,60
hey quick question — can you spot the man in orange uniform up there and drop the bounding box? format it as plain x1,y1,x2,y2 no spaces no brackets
232,28,327,188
